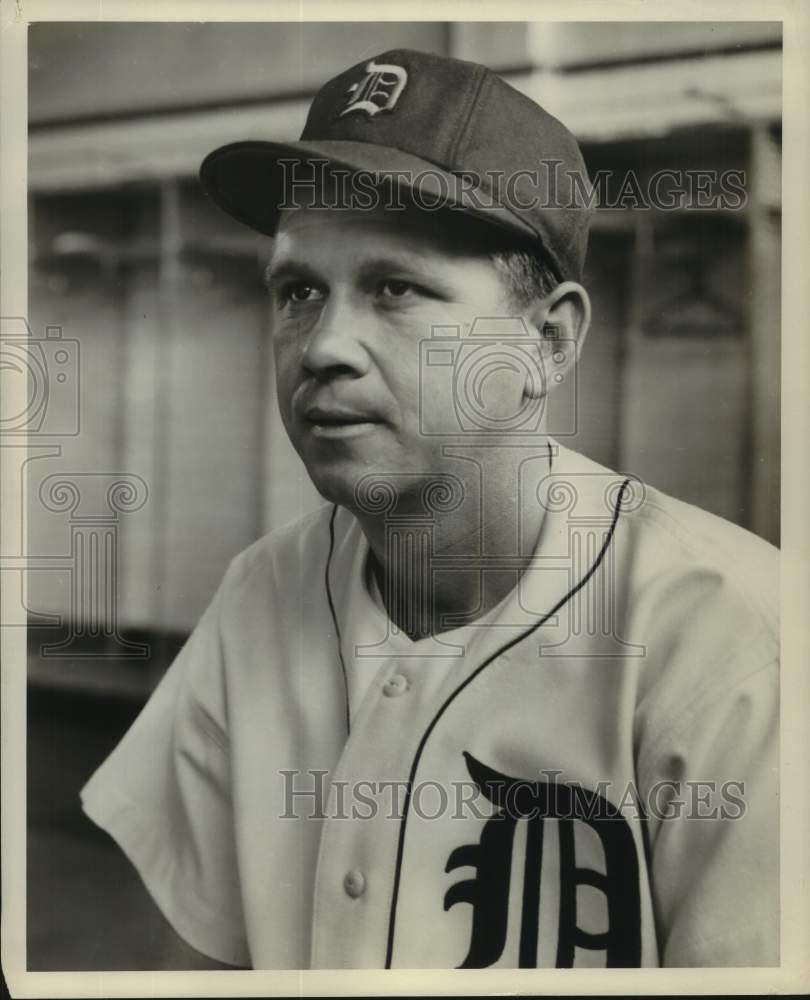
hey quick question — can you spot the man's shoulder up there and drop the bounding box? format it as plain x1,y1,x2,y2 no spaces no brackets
555,443,778,633
626,478,778,625
630,480,778,568
220,502,343,592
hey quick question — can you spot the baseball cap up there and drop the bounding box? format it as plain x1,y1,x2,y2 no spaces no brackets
200,48,594,282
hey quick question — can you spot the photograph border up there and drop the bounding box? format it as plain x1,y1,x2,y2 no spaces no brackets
2,0,808,996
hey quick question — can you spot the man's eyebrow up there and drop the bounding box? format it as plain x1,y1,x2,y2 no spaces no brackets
357,256,438,280
263,258,321,288
355,256,459,299
264,254,452,289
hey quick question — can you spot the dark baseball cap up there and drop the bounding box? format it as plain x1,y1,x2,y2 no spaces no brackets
200,48,594,282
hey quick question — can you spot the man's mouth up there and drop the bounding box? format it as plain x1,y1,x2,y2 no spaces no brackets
303,405,381,439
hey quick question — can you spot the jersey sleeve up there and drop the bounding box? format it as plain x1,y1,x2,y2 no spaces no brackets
636,657,779,967
79,572,251,968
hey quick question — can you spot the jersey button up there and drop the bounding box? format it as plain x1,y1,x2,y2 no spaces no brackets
343,869,366,899
383,673,409,697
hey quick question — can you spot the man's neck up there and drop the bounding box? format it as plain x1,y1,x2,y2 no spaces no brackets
355,442,554,640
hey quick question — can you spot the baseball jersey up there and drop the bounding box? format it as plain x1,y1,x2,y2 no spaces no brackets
80,442,779,969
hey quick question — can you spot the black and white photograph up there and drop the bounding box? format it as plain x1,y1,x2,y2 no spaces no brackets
1,2,808,995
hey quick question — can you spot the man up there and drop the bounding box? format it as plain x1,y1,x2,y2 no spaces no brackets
81,49,778,969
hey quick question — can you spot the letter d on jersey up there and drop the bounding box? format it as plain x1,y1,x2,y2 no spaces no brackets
444,753,642,968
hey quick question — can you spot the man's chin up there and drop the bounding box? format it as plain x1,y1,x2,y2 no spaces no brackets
304,461,375,511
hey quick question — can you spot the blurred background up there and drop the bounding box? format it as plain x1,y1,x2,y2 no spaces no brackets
22,21,781,968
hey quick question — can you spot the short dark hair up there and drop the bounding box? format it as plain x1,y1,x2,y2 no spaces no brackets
490,247,560,311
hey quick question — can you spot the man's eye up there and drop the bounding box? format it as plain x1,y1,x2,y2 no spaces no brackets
378,279,414,299
280,282,322,304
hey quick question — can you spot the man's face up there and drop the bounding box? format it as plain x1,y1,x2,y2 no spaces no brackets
268,201,531,508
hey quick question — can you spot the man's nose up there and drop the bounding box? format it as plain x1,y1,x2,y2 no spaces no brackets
301,296,370,378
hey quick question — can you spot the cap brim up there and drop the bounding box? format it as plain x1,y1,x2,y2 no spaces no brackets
199,139,541,247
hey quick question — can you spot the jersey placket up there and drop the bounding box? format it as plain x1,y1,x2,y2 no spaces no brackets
308,644,463,968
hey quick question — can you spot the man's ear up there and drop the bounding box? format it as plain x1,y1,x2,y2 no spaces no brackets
524,281,591,399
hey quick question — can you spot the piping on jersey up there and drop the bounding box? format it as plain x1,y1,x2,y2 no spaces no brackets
326,504,352,736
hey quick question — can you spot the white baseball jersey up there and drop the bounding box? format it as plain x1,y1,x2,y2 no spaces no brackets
80,442,779,969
